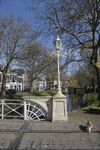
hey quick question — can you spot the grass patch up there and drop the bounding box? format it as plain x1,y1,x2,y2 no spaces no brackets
82,102,100,114
22,89,67,97
0,94,21,100
0,89,67,99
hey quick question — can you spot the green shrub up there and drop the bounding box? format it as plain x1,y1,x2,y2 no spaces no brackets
83,93,98,106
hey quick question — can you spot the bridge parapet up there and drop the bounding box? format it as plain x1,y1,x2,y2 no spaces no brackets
22,96,52,121
22,95,68,122
0,96,68,122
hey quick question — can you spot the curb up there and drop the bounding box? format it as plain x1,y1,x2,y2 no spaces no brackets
0,129,96,133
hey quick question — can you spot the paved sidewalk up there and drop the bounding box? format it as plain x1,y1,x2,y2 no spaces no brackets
0,109,100,133
0,109,100,150
0,119,88,133
0,119,100,150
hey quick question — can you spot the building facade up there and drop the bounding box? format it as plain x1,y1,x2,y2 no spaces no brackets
0,65,58,92
6,72,24,91
33,78,46,91
23,71,31,91
0,71,24,92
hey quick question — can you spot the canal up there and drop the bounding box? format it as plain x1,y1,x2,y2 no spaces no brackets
66,94,82,111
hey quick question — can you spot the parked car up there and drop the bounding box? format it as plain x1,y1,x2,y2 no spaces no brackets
6,89,17,95
24,88,30,92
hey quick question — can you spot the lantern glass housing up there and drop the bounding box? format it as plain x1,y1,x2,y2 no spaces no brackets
53,35,62,50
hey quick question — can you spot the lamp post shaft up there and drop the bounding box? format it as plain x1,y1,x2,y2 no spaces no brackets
57,50,61,94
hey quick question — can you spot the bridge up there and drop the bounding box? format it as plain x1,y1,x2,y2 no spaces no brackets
68,87,85,94
23,96,52,121
0,96,68,122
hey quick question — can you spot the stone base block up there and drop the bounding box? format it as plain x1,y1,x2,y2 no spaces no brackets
52,96,68,122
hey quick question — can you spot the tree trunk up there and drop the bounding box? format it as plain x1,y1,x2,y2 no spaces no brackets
30,77,33,92
30,64,35,93
92,78,95,93
46,76,49,90
96,68,100,106
53,79,54,90
1,72,7,96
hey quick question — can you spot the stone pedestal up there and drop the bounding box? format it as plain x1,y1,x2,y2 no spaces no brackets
52,95,68,122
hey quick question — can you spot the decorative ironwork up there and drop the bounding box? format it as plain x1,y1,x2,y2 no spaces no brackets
0,100,46,121
0,100,24,119
25,101,45,121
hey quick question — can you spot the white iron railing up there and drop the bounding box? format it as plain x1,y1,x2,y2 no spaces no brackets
24,101,46,121
0,100,46,121
0,100,24,119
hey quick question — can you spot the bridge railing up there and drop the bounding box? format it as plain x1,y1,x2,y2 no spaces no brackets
0,99,46,121
0,99,24,119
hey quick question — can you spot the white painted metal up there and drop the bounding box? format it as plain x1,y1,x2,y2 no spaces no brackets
53,36,65,97
24,100,27,120
0,100,46,121
2,100,4,119
0,100,24,118
25,102,45,121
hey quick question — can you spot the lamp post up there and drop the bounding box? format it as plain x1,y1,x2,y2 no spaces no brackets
53,35,64,97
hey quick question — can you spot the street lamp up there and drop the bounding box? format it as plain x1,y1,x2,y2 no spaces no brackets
53,35,64,97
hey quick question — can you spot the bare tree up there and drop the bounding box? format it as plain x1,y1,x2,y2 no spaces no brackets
42,54,57,90
73,62,97,90
18,41,57,92
0,13,33,95
60,70,68,90
71,50,97,92
30,0,100,105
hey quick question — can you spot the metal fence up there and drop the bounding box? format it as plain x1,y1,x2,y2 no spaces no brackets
0,100,46,121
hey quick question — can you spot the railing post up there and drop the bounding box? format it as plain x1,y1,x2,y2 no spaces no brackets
2,100,4,119
24,100,27,120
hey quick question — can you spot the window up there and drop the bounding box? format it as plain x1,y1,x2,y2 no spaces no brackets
15,77,17,82
7,76,9,83
13,77,14,82
0,74,1,82
10,76,12,81
19,78,22,83
10,85,13,89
